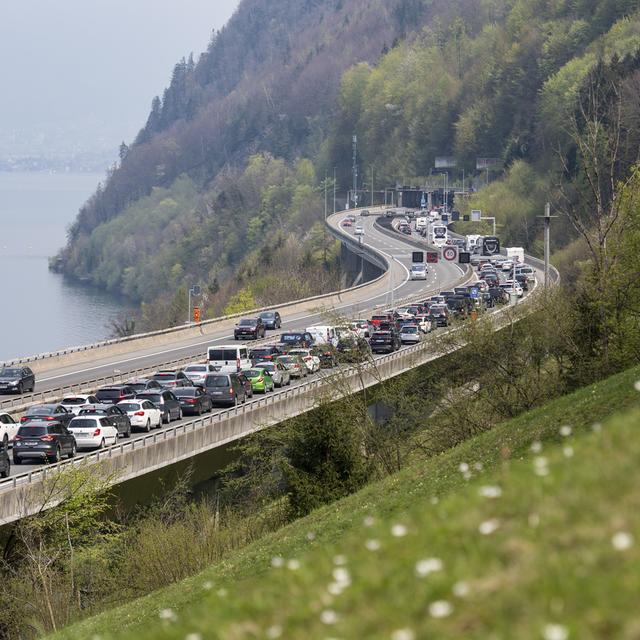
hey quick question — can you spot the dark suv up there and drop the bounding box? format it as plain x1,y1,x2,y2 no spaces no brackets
279,332,314,349
20,404,74,428
369,330,401,354
95,385,136,405
249,345,282,364
234,318,266,340
258,311,282,330
0,366,35,394
13,421,76,464
136,389,182,423
202,373,247,407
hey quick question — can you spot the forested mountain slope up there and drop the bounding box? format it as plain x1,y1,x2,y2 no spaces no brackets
55,0,640,330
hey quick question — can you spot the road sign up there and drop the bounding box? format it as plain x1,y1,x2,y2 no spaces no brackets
420,194,426,208
469,287,479,299
458,251,471,264
463,214,470,222
426,251,439,264
193,307,201,323
443,246,457,261
482,236,501,256
471,209,482,222
451,211,460,221
412,251,424,264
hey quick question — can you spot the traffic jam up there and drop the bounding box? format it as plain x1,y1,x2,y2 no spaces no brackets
0,209,535,477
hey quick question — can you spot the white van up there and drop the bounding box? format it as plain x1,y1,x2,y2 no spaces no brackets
207,344,252,373
306,325,338,346
415,216,428,231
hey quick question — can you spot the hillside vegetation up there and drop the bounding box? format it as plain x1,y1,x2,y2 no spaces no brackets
51,363,640,639
53,0,640,329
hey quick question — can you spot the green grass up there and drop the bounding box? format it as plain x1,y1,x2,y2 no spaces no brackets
54,365,640,640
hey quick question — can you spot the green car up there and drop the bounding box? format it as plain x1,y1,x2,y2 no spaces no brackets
246,368,275,393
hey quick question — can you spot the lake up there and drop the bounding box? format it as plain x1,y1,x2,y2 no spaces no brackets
0,171,133,362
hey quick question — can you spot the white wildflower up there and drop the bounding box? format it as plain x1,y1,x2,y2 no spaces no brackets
542,623,569,640
478,485,502,499
452,581,470,597
365,539,381,551
363,515,376,527
531,441,543,453
415,557,443,577
479,519,500,535
612,531,634,551
185,634,202,640
306,531,316,541
266,626,283,639
320,609,338,625
159,608,177,623
592,422,602,433
428,600,453,618
287,559,301,571
333,554,347,566
430,496,439,505
563,446,574,458
391,524,408,537
634,380,640,392
559,425,572,437
271,556,285,568
333,567,351,585
458,462,470,473
391,629,416,640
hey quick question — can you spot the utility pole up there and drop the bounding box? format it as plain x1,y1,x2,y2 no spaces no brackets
537,202,557,289
352,135,358,209
333,167,336,214
370,165,374,208
324,173,328,264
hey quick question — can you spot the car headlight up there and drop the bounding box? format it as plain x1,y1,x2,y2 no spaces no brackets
8,381,18,386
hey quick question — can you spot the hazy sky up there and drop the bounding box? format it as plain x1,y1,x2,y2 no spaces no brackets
0,0,240,158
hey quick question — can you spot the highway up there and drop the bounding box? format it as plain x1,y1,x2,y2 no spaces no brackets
1,209,473,478
1,210,465,407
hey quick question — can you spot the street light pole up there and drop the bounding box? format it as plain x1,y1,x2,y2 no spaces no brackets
333,167,336,214
370,165,374,208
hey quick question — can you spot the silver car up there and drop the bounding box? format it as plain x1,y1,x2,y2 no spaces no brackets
254,361,291,388
399,325,422,345
183,363,217,386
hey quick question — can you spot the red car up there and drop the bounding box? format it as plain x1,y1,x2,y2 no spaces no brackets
342,219,353,227
370,313,394,329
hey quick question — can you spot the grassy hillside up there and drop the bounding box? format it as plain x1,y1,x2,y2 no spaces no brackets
53,364,640,639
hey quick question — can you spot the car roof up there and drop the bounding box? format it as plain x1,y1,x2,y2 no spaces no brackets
27,403,59,411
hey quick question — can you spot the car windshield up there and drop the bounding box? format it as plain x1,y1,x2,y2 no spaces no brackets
173,389,196,397
403,327,418,333
17,426,47,436
138,394,161,403
152,373,176,380
127,382,148,391
250,348,274,356
205,376,229,387
247,370,266,377
26,406,54,415
411,266,424,272
185,365,207,372
278,356,294,363
96,389,123,399
372,315,388,321
118,403,142,412
260,312,275,318
258,363,275,371
0,368,21,377
62,397,87,405
69,419,98,429
239,319,257,326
